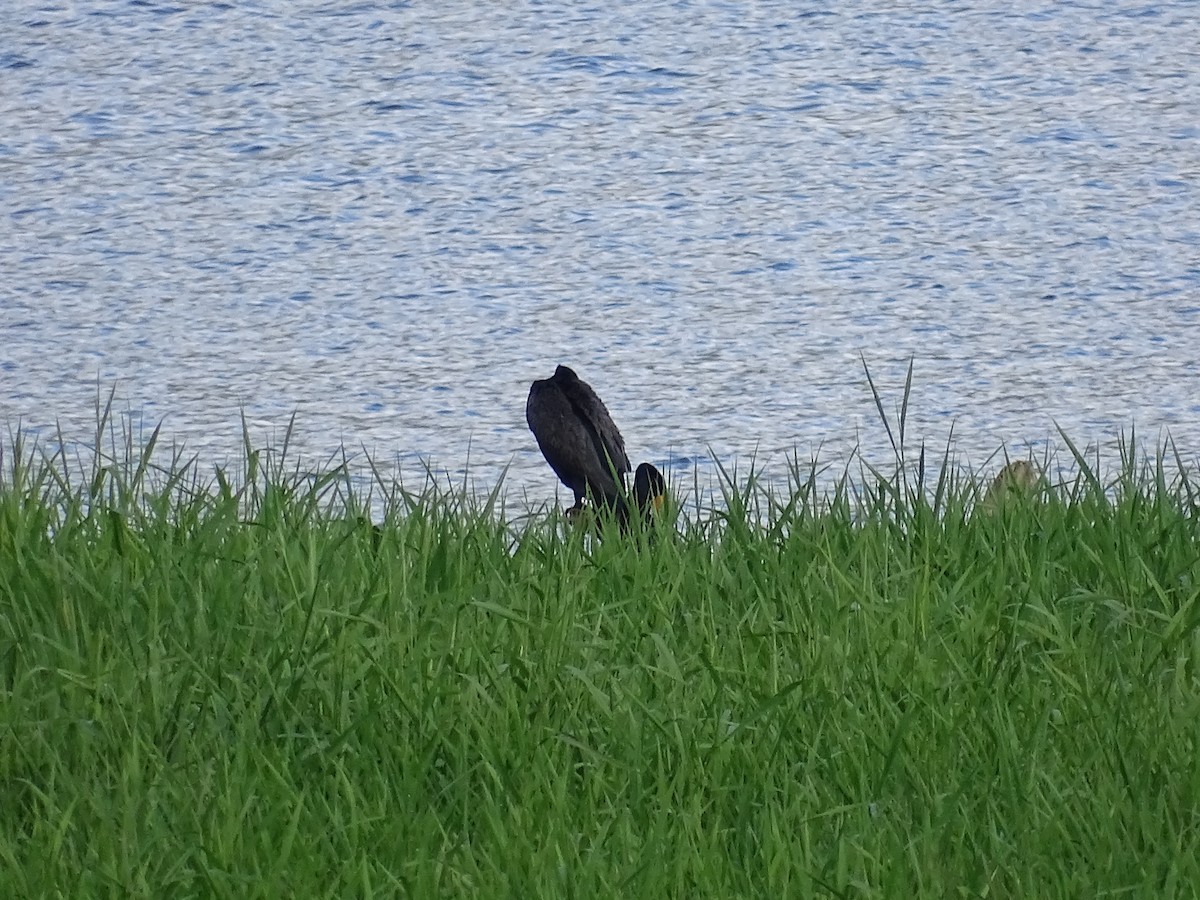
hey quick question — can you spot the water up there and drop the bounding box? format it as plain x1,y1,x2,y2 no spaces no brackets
3,0,1199,507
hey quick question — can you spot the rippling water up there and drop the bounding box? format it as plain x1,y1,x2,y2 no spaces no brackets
3,0,1199,505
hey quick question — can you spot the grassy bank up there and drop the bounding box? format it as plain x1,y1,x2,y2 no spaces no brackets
2,419,1199,898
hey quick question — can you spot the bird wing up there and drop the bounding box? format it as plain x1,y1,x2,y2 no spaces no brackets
557,374,631,482
526,379,624,503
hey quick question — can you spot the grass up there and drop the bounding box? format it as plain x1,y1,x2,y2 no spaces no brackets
2,398,1199,898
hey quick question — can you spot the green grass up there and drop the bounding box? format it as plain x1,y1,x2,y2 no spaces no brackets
2,407,1199,898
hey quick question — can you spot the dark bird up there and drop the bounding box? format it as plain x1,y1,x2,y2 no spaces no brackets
526,365,631,518
633,462,667,519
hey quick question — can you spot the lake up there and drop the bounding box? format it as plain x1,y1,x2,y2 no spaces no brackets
3,0,1199,508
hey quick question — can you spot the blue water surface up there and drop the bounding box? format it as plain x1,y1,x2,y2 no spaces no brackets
2,0,1199,503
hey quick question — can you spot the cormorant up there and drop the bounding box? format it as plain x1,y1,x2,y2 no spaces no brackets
633,462,667,518
526,365,631,518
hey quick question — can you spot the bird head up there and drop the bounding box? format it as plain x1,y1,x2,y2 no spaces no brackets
634,463,667,517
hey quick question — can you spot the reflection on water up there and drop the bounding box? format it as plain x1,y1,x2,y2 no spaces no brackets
2,0,1199,507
